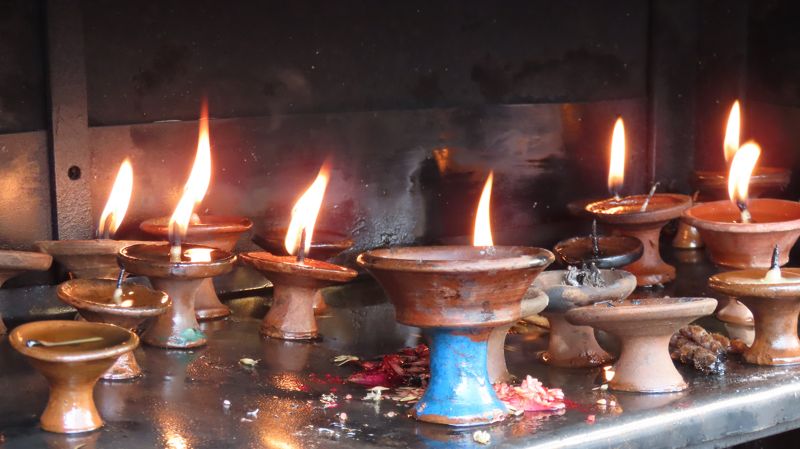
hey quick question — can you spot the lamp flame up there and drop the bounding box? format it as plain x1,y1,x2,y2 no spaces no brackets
98,159,133,238
724,100,741,164
607,117,625,198
473,171,494,246
284,163,331,256
168,101,212,247
727,141,760,206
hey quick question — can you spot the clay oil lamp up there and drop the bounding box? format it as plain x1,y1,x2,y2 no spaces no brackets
358,171,555,426
462,173,551,384
709,247,800,365
36,159,152,279
240,163,357,340
56,278,170,379
252,229,353,315
117,130,235,349
683,143,800,269
140,104,252,321
0,250,52,334
9,320,139,433
566,297,717,393
554,220,643,269
586,118,692,286
533,267,637,368
693,101,790,202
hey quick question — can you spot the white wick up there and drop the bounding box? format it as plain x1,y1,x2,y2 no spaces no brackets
170,245,182,263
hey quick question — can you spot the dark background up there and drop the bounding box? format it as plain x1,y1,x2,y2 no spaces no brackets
0,0,797,258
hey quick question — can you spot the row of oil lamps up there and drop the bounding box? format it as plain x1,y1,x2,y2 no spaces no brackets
4,100,800,432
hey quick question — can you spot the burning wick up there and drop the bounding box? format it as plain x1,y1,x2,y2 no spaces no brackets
26,336,103,348
764,245,782,282
112,267,126,304
169,234,183,263
591,220,601,258
639,182,660,212
736,200,752,224
296,228,307,264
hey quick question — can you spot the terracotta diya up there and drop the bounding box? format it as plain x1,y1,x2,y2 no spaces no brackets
358,245,554,426
9,320,139,433
57,278,170,379
240,251,356,339
553,220,643,269
487,287,548,383
682,198,800,269
117,243,234,348
0,249,52,334
140,215,253,321
567,297,716,393
709,257,800,365
586,194,691,286
35,159,147,280
587,117,691,286
533,269,637,368
252,228,353,314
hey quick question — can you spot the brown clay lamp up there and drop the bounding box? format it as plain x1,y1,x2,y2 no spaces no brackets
709,247,800,365
140,215,252,321
0,250,52,334
585,118,692,286
9,320,139,433
566,297,717,393
359,171,555,426
138,104,252,321
533,268,637,368
56,278,170,379
252,228,353,315
684,144,800,344
455,173,553,384
117,123,236,349
683,143,800,269
240,163,357,340
36,159,152,279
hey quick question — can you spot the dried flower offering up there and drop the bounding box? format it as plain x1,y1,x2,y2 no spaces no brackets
494,375,565,412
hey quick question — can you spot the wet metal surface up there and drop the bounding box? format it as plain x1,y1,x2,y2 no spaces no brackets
2,250,800,447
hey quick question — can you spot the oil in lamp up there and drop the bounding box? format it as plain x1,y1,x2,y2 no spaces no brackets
116,125,236,349
567,296,717,392
9,320,139,433
36,159,152,279
709,247,800,366
240,163,357,340
358,171,554,426
56,278,170,379
693,101,791,201
586,117,692,286
139,102,253,321
0,249,52,334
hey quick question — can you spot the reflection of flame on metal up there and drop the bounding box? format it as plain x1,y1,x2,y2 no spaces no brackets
285,163,330,256
432,147,451,174
473,171,494,247
273,373,306,392
98,159,133,238
607,117,625,199
165,433,188,449
603,366,615,382
119,299,134,308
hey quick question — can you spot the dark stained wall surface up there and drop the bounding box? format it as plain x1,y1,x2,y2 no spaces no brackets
82,0,648,125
